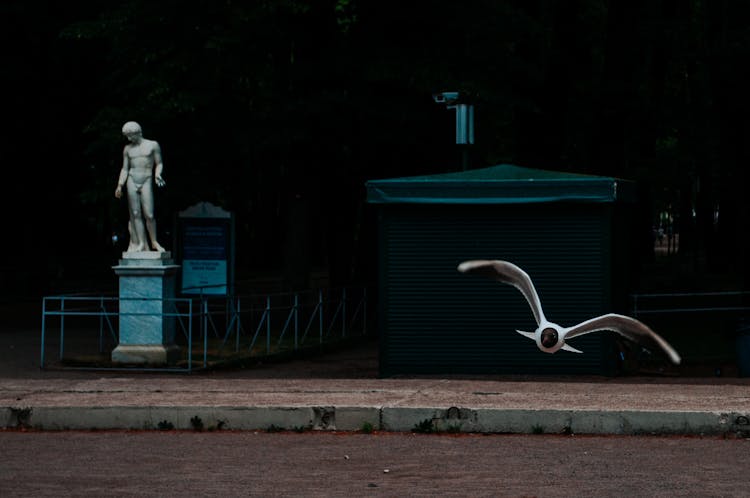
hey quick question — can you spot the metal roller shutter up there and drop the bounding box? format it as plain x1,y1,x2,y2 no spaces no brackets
379,204,616,376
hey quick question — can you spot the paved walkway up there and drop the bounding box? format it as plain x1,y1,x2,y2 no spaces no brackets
3,301,750,435
2,374,750,435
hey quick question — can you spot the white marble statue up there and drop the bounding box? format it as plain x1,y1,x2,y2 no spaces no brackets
115,121,166,252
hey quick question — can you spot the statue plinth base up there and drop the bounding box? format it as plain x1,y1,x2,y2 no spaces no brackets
112,251,181,366
111,344,181,364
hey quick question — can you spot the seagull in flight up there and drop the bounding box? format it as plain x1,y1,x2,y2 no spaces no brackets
457,259,681,365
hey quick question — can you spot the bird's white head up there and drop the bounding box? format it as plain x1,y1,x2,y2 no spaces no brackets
536,320,567,353
539,326,563,352
517,321,582,355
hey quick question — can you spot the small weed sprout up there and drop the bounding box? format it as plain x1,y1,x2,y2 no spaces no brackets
157,420,174,430
208,420,227,431
412,419,436,434
361,421,374,433
190,416,204,431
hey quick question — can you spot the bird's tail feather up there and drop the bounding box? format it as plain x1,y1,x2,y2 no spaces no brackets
561,343,583,354
516,330,535,340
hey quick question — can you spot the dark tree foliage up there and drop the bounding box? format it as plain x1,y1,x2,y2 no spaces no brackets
4,0,750,296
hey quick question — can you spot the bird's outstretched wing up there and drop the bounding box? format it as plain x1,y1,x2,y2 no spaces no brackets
457,259,546,326
564,313,681,365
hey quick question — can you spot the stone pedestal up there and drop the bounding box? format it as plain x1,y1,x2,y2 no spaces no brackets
112,251,181,365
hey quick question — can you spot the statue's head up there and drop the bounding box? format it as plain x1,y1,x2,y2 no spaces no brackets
122,121,142,137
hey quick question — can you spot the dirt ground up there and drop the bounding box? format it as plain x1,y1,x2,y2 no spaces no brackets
1,430,749,497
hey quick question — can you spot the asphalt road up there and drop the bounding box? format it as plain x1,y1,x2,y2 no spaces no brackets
1,430,748,497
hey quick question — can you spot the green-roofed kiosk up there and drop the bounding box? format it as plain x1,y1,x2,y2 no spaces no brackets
365,164,638,376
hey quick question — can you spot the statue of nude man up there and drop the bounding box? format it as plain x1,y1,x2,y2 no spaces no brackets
114,121,166,252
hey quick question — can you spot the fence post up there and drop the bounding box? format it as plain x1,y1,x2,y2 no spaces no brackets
235,297,241,353
60,296,65,361
319,289,323,344
99,296,104,353
40,297,47,368
266,295,271,354
200,290,206,339
186,298,193,371
342,288,347,338
294,293,299,350
363,287,367,335
203,298,209,367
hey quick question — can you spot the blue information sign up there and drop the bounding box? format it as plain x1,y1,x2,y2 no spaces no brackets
177,202,234,296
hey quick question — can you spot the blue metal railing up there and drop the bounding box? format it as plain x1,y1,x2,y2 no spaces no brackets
41,295,196,372
40,286,368,372
630,291,750,317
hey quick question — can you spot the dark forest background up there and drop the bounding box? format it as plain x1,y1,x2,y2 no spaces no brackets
3,0,750,299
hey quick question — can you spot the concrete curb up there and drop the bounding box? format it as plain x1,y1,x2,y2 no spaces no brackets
382,406,750,435
4,405,749,435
